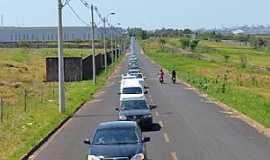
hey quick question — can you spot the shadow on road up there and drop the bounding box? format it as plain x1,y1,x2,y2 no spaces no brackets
142,123,162,132
73,113,117,118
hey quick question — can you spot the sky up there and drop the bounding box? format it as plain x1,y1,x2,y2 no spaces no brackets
0,0,270,30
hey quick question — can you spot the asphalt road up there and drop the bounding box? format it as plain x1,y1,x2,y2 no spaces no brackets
32,39,270,160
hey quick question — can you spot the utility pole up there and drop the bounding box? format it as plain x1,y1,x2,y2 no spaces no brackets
103,18,107,72
114,31,117,60
91,4,96,84
1,14,3,26
110,25,114,63
57,0,65,113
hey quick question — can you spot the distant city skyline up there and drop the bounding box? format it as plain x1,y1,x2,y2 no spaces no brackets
0,0,270,30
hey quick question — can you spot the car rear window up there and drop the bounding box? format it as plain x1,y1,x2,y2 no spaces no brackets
121,100,148,110
123,87,142,94
93,127,140,145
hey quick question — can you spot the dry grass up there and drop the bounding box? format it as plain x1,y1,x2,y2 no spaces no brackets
0,47,108,160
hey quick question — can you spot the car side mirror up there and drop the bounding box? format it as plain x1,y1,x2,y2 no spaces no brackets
150,104,157,110
115,108,119,111
84,138,91,145
143,137,151,143
144,90,148,94
118,92,121,95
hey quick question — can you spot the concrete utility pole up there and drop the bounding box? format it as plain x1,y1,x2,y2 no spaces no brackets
57,0,65,113
110,25,114,63
1,14,3,26
91,4,96,84
103,17,107,72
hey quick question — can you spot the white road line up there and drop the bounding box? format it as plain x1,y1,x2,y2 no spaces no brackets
170,152,178,160
159,120,164,128
155,111,159,117
164,133,170,143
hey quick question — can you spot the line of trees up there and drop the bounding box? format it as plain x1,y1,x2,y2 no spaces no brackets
127,27,270,49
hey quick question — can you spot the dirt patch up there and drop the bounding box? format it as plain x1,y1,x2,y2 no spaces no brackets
3,63,28,71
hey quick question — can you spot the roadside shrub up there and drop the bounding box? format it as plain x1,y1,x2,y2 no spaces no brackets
224,55,230,63
251,75,258,86
190,40,200,50
180,38,200,50
159,38,166,49
239,55,248,68
180,38,190,49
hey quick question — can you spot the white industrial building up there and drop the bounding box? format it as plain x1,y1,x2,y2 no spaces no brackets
0,26,119,42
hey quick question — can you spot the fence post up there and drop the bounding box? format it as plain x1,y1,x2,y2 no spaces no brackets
52,87,55,98
0,98,3,123
40,89,43,103
24,89,27,112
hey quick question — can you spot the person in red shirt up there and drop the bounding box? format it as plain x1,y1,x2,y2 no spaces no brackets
159,69,164,83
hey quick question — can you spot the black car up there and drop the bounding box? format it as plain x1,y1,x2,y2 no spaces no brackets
116,97,156,127
84,121,150,160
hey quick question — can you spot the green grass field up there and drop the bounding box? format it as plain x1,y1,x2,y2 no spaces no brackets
0,48,121,160
141,38,270,128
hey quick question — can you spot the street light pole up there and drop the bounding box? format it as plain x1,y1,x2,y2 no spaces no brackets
57,0,65,113
110,25,114,63
103,17,107,72
91,4,96,84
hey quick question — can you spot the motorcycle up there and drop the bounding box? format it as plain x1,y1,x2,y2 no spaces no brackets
172,76,176,84
159,76,164,84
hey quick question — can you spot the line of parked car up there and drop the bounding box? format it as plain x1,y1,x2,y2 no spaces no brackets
84,43,156,160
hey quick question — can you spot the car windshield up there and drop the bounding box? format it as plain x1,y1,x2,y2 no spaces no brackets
123,76,136,80
123,87,142,94
121,100,148,110
93,127,140,145
128,70,140,74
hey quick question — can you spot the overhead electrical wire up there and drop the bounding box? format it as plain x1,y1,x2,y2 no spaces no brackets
66,2,90,26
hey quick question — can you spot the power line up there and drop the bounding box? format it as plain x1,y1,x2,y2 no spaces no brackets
66,2,90,26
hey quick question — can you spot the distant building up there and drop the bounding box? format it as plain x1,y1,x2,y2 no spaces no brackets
0,26,120,42
232,29,244,35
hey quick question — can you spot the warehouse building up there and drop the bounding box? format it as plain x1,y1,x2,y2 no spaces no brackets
0,26,119,42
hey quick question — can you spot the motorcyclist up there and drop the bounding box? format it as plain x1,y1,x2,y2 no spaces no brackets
172,69,176,84
159,69,164,83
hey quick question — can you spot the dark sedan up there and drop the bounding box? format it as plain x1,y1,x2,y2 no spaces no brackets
84,121,150,160
116,97,156,127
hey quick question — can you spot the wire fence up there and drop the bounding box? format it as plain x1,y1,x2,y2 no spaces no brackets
0,83,59,124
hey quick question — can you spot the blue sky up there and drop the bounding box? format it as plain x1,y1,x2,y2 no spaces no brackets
0,0,269,29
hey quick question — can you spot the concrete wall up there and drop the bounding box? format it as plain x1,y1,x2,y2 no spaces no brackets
46,49,122,82
46,57,83,82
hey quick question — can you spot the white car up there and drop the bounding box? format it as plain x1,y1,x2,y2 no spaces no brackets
119,79,147,100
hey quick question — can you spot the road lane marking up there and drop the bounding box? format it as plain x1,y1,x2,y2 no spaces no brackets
170,152,178,160
155,111,159,117
159,120,164,128
164,133,170,143
150,98,154,104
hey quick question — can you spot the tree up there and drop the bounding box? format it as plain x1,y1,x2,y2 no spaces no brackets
141,30,148,40
180,38,190,49
159,38,166,49
190,40,200,50
183,28,193,35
